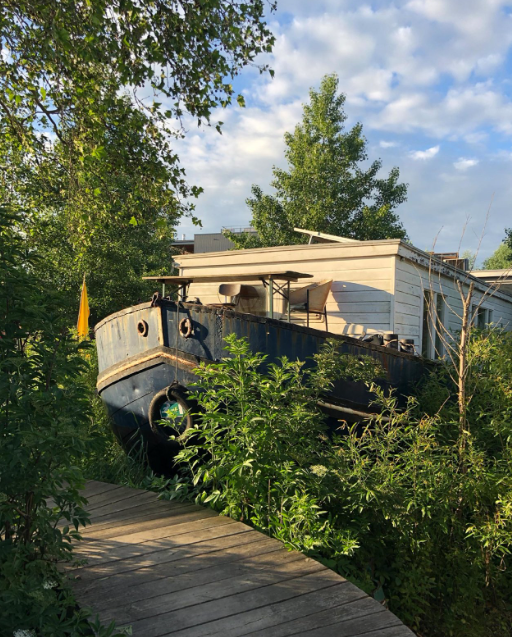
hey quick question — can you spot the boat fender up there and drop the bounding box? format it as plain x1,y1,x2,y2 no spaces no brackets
179,317,193,338
148,383,194,443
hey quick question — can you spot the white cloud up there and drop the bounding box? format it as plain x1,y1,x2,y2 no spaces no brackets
410,145,440,160
173,0,512,262
372,85,512,139
454,158,479,171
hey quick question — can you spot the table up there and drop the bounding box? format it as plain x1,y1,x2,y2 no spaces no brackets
143,271,313,319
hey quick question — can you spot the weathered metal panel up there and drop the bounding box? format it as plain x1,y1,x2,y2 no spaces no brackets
95,303,162,373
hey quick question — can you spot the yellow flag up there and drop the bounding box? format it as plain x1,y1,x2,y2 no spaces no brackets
77,276,90,340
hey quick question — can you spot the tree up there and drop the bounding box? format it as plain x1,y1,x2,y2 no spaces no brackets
483,230,512,269
1,1,275,152
1,1,276,321
461,249,477,270
0,205,95,634
0,95,183,323
231,74,408,248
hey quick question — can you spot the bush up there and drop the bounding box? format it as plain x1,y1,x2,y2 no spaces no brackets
0,207,126,636
166,333,512,637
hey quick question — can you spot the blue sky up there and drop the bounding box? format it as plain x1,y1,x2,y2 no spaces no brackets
175,0,512,264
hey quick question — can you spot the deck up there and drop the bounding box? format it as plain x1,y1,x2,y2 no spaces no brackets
65,481,415,636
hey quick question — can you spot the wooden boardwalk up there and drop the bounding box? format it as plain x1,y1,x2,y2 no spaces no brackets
66,481,415,637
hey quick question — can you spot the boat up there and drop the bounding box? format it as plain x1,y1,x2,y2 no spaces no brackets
95,297,427,474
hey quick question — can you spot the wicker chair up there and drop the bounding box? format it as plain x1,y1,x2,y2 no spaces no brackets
288,280,332,330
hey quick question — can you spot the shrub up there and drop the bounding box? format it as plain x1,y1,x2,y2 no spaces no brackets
0,206,126,636
167,333,512,637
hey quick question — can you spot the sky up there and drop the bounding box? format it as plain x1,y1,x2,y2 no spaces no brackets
174,0,512,264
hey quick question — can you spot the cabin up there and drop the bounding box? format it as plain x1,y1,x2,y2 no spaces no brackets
471,268,512,296
173,229,512,359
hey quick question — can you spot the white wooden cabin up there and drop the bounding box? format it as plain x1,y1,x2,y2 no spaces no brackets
471,269,512,296
173,232,512,359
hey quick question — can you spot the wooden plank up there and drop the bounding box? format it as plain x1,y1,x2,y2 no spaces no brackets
47,480,120,507
89,499,194,525
81,481,123,499
394,313,420,328
331,288,391,301
235,597,389,637
120,570,344,637
84,486,154,510
67,528,262,583
165,582,364,637
81,543,302,613
101,512,237,544
143,272,313,284
100,555,326,625
86,489,159,512
88,502,196,532
328,301,391,313
285,609,402,637
70,520,251,568
88,508,219,541
51,480,123,512
68,482,414,637
176,241,400,269
77,537,285,607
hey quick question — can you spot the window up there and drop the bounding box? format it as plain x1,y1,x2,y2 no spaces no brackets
422,291,445,359
472,304,492,329
421,291,432,358
434,293,445,358
477,307,487,330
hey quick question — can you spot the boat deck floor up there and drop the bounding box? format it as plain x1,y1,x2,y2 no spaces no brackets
65,480,415,637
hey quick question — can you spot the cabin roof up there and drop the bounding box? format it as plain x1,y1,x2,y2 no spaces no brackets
176,237,403,260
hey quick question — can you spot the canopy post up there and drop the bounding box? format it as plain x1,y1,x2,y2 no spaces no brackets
268,276,274,318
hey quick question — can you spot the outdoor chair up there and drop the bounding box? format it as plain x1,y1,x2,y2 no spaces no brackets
288,279,332,331
214,283,260,309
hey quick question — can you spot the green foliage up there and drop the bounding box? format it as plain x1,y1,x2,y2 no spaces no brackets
1,0,275,145
0,1,277,322
461,249,477,270
230,74,408,248
166,333,512,637
171,334,367,555
483,235,512,270
483,242,512,269
0,206,126,635
25,199,176,325
0,96,184,323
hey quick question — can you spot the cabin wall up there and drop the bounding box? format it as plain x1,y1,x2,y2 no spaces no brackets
176,240,512,354
393,248,512,354
176,242,400,337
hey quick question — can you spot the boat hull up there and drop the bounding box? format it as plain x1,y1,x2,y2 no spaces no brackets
96,301,427,473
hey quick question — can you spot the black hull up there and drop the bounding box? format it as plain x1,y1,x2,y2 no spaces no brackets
96,301,427,473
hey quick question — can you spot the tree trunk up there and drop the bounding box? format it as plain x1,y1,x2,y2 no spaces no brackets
457,281,474,451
